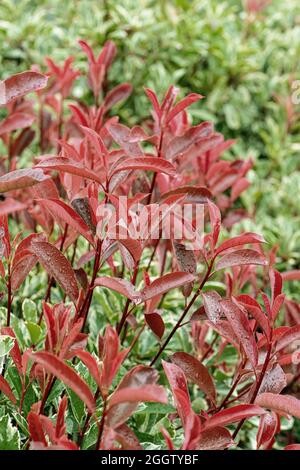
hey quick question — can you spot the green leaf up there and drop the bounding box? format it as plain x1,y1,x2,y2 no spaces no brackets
0,415,20,450
25,321,41,344
0,335,15,357
22,299,37,322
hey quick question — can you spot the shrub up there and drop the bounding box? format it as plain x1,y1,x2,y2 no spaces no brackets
0,38,300,451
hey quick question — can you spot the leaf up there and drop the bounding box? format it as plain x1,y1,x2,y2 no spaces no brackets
257,412,278,449
0,71,47,106
171,352,216,403
173,241,196,297
0,415,20,449
204,404,266,430
285,444,300,450
0,375,17,404
221,300,258,369
35,157,103,185
160,185,212,204
104,83,132,111
0,112,35,135
145,313,165,339
166,122,213,160
167,93,204,123
216,249,267,271
162,360,191,426
0,197,26,217
202,291,223,324
215,233,266,256
75,350,101,388
30,240,79,303
111,157,176,177
196,427,233,450
38,198,94,244
94,277,140,303
255,393,300,419
275,324,300,352
108,385,167,407
28,351,95,413
282,271,300,282
142,272,195,301
0,168,49,193
106,366,159,428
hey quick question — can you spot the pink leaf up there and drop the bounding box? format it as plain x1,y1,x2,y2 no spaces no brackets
0,168,49,193
255,393,300,419
94,277,140,303
0,71,48,106
111,157,177,177
35,157,103,185
202,291,223,324
108,385,167,407
275,324,300,352
104,83,132,112
0,112,35,135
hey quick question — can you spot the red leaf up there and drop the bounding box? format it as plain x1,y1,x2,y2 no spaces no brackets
0,168,49,193
30,240,79,303
35,157,103,186
215,233,266,256
204,404,266,430
166,122,213,160
202,291,223,324
162,360,191,426
28,351,95,413
111,157,176,177
216,249,267,271
1,327,22,375
0,375,17,404
144,87,161,120
0,112,35,135
75,350,101,388
173,242,196,297
270,269,282,302
104,83,132,111
171,352,216,403
167,93,204,123
108,385,167,407
0,71,48,106
0,198,26,217
282,270,300,281
106,365,159,428
94,276,139,303
145,313,165,339
38,198,94,244
257,412,279,449
196,427,233,450
27,412,47,445
160,185,212,204
221,300,258,369
142,272,195,302
285,444,300,450
255,393,300,419
275,324,300,352
236,295,270,339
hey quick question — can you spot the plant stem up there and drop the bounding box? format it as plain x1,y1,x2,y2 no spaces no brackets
95,398,107,450
150,262,213,366
6,263,12,327
232,338,273,440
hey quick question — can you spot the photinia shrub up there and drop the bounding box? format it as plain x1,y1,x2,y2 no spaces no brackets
0,39,300,451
